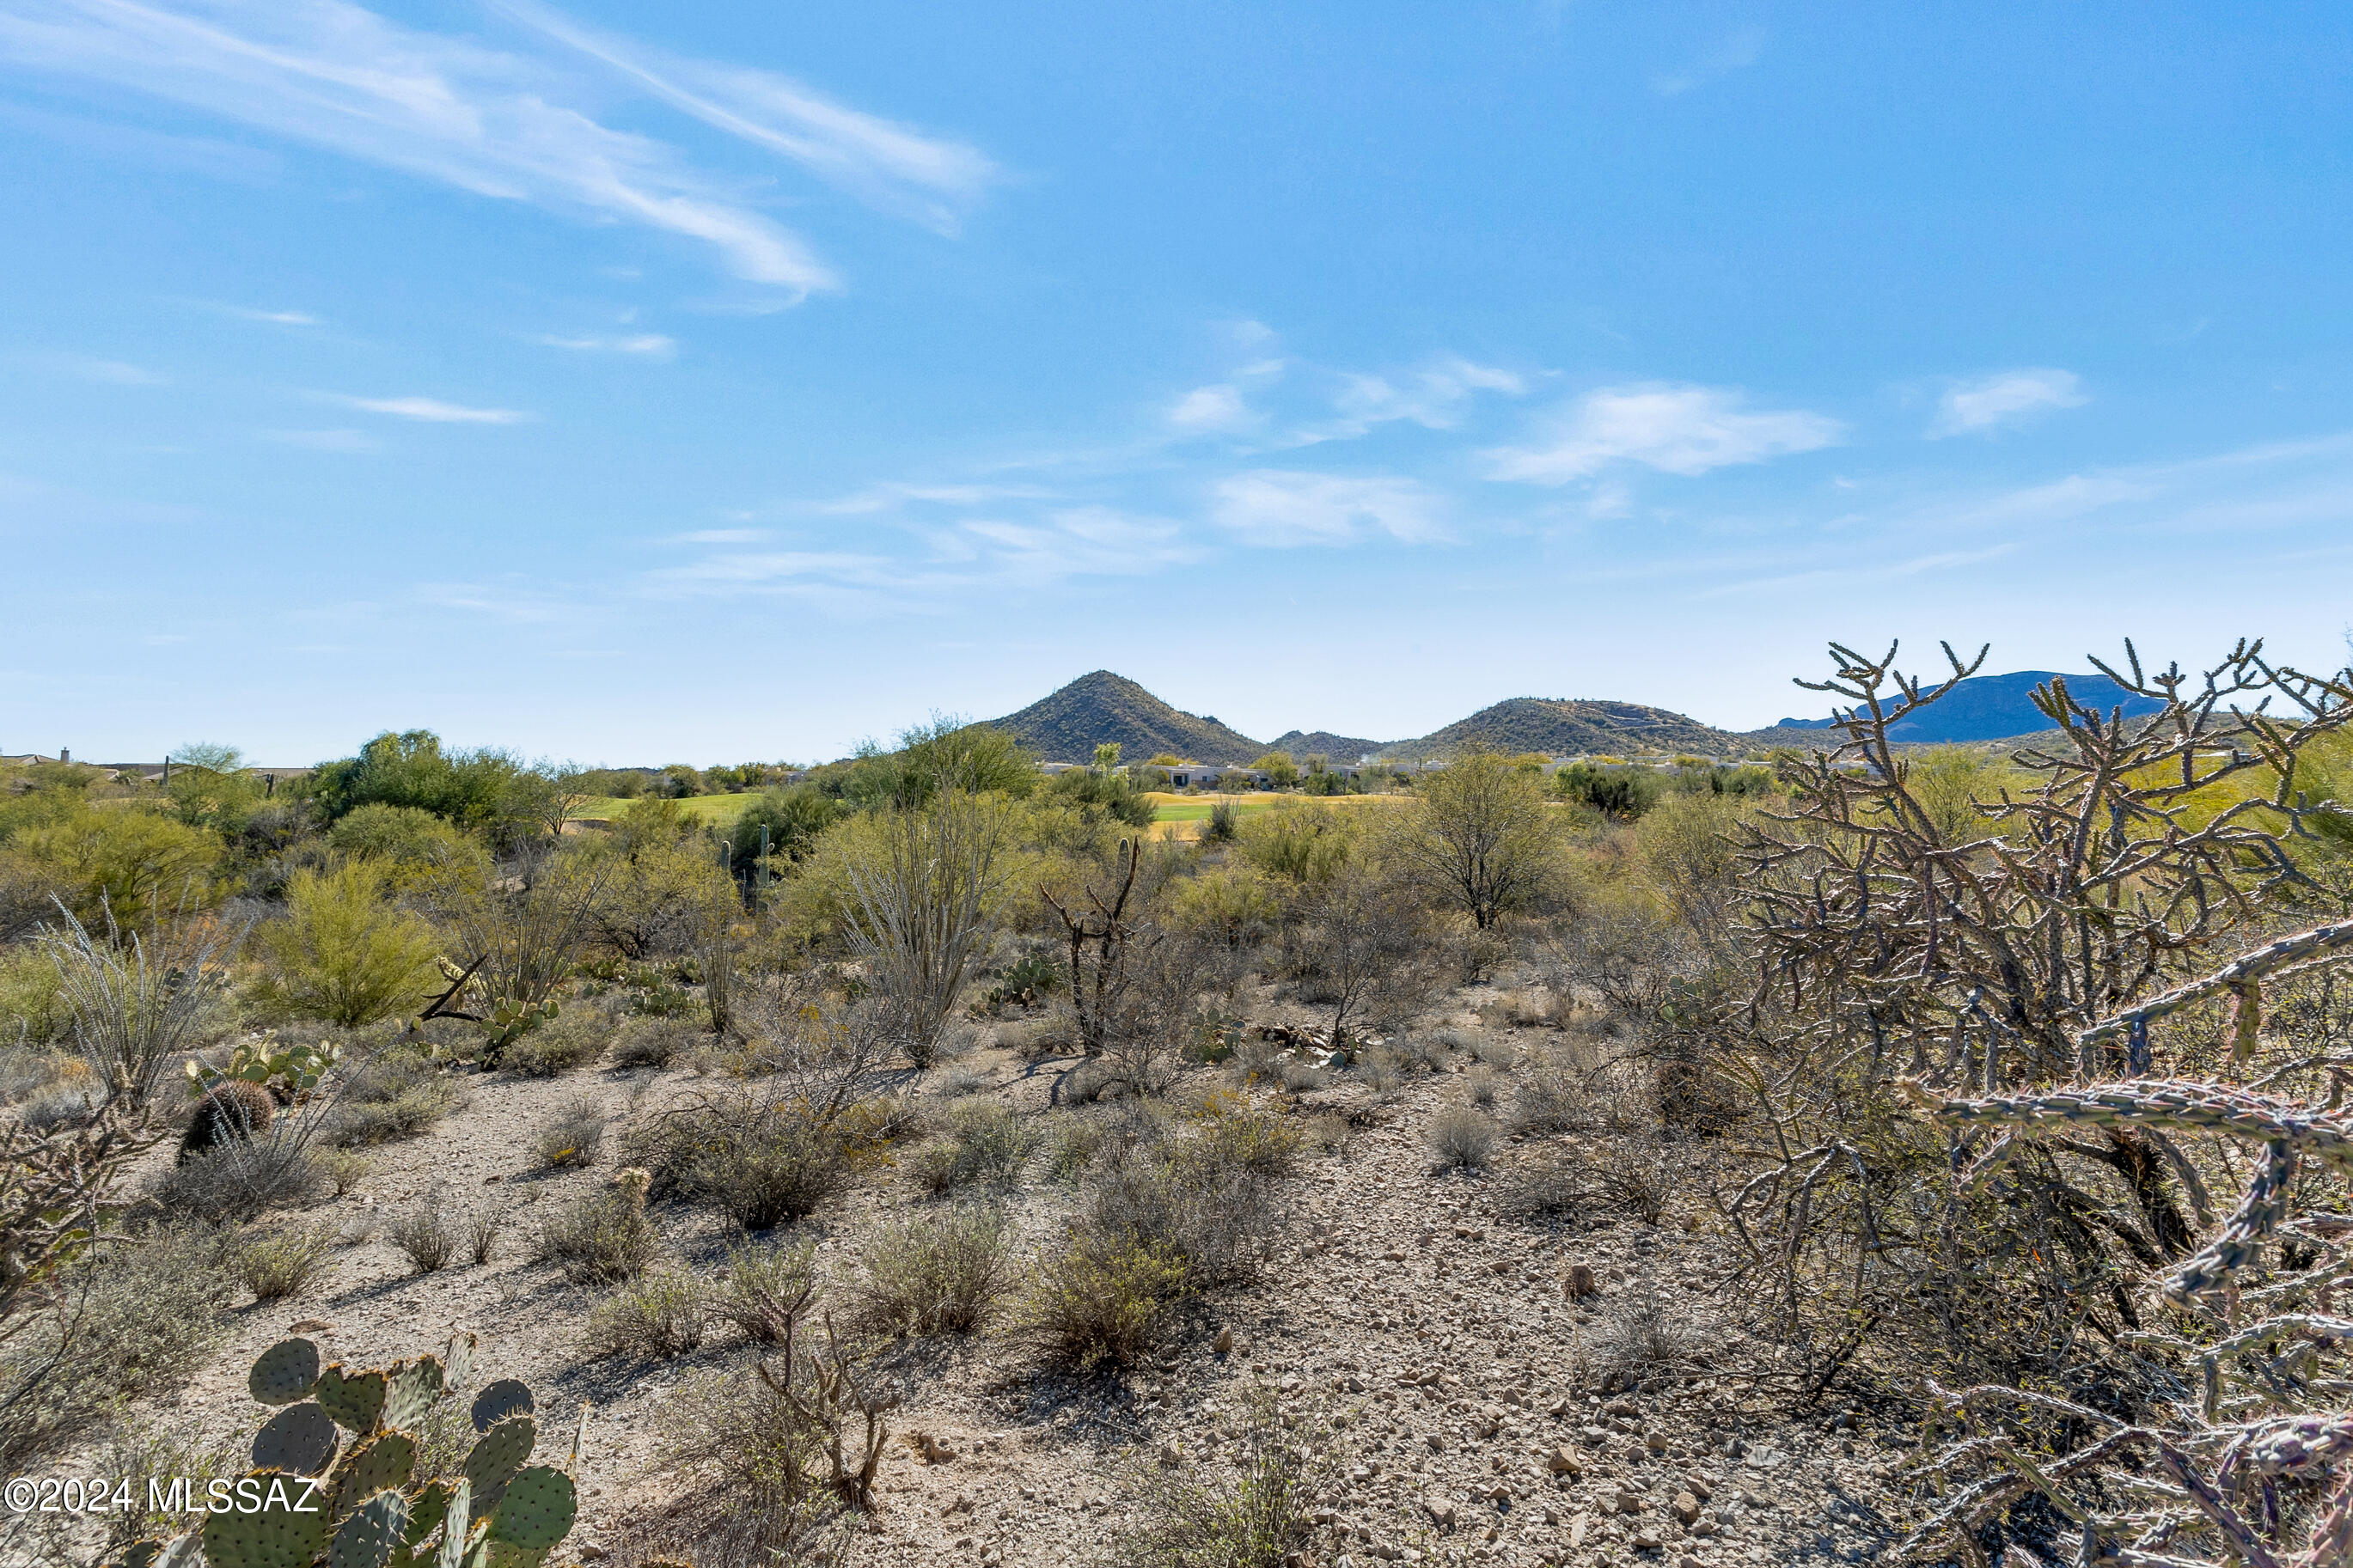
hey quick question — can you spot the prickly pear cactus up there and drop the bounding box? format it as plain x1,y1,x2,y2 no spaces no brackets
327,1489,409,1568
468,1379,533,1435
461,1416,535,1511
314,1365,388,1434
189,1038,341,1100
199,1473,333,1568
252,1400,339,1476
211,1339,576,1568
381,1355,445,1432
328,1432,417,1522
250,1339,322,1406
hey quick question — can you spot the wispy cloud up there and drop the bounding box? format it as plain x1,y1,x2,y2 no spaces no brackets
1168,383,1253,434
1211,471,1448,546
33,352,167,385
1326,357,1525,436
535,333,676,357
264,428,377,452
1485,383,1841,484
1651,27,1765,96
1929,368,2088,436
225,305,317,326
496,0,998,236
330,394,529,424
0,0,990,295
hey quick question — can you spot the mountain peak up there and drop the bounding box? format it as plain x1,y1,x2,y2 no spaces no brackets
987,673,1266,763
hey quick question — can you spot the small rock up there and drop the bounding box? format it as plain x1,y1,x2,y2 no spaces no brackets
1631,1531,1662,1551
1671,1492,1700,1526
1567,1516,1588,1549
1562,1264,1598,1298
1158,1441,1185,1467
1421,1494,1457,1528
285,1318,333,1333
1544,1447,1580,1477
1213,1327,1235,1355
577,1549,608,1564
1614,1491,1644,1516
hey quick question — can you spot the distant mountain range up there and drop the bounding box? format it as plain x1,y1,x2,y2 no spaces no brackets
981,668,2160,765
1764,670,2164,744
988,673,1748,762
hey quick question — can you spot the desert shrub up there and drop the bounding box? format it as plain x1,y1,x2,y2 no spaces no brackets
1424,1104,1499,1171
694,1110,852,1230
247,860,441,1027
1189,1102,1301,1181
1585,1273,1708,1388
932,1065,991,1098
584,1267,707,1360
709,1240,816,1345
388,1186,457,1272
501,1010,609,1077
840,791,1007,1067
1201,797,1240,844
85,1416,242,1553
849,1205,1012,1336
533,1089,608,1168
314,1146,371,1196
0,950,70,1047
650,1365,828,1567
465,1205,507,1266
1278,1059,1325,1092
1115,1383,1328,1568
1590,1135,1678,1225
150,1135,329,1223
1509,1052,1588,1135
1397,1034,1444,1072
1045,1116,1106,1181
1351,1047,1401,1093
1498,1154,1586,1220
909,1100,1035,1193
1463,1065,1500,1107
611,1014,692,1069
232,1220,336,1302
328,1044,462,1145
1024,1234,1189,1369
0,1223,235,1472
1471,1034,1520,1069
535,1180,658,1283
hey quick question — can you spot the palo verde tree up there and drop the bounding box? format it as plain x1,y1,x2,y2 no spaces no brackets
1390,747,1561,929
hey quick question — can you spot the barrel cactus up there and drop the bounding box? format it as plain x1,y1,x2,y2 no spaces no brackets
106,1332,583,1568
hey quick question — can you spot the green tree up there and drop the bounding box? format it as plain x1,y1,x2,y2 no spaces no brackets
164,741,263,834
305,729,528,836
11,801,224,918
249,860,443,1026
845,717,1037,809
1393,750,1561,928
1252,751,1300,789
1092,741,1122,774
730,784,848,866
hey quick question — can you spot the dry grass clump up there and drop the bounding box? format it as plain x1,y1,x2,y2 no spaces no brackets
1498,1154,1586,1220
1025,1105,1298,1367
583,1267,707,1360
314,1146,371,1196
909,1100,1035,1194
1424,1104,1500,1171
1590,1135,1678,1225
532,1089,608,1168
150,1134,330,1223
1585,1273,1709,1389
465,1205,508,1266
1509,1052,1588,1135
1352,1046,1403,1092
1115,1383,1328,1568
535,1179,658,1284
1463,1065,1501,1108
232,1221,337,1303
329,1045,463,1145
848,1205,1012,1337
1044,1115,1107,1181
388,1186,458,1273
632,1089,858,1231
500,1012,608,1077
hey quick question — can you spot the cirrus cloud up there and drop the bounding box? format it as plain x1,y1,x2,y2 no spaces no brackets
1211,471,1447,546
1483,382,1842,484
1929,368,2088,437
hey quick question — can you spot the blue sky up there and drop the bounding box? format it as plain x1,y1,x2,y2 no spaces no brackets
4,2,2352,765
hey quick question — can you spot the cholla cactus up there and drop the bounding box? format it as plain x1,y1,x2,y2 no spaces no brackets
1895,1064,2353,1563
106,1332,582,1568
187,1037,342,1101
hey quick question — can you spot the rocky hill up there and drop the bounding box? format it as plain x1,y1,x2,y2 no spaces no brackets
1398,697,1748,759
1755,668,2166,745
1266,729,1384,762
987,670,1266,763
